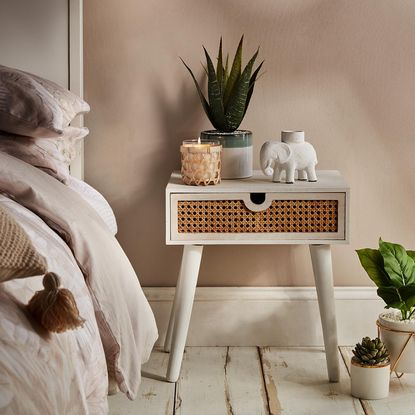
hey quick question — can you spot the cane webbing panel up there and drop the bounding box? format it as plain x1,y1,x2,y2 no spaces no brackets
177,199,338,233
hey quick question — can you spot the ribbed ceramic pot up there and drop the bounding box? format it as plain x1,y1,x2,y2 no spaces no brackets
200,130,252,179
350,360,390,400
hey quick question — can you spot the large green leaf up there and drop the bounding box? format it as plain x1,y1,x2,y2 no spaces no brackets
243,60,264,116
203,47,226,130
223,35,243,108
379,239,415,287
399,285,415,310
407,250,415,262
356,248,390,287
377,286,404,309
180,58,212,123
223,49,258,131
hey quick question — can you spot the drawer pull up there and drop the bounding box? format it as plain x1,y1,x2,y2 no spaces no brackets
250,193,266,205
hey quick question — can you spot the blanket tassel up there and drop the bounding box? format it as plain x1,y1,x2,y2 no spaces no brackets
27,272,85,333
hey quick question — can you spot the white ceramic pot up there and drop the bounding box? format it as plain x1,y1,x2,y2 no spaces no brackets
200,130,253,179
378,311,415,373
351,360,390,400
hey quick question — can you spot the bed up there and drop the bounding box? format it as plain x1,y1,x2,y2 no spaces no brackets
0,1,158,414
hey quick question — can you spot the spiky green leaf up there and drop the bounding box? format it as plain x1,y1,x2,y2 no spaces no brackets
216,37,224,96
243,60,264,116
180,57,212,123
203,47,226,130
223,35,243,108
223,49,258,131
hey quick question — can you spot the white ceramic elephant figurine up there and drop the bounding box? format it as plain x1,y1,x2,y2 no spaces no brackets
260,131,318,183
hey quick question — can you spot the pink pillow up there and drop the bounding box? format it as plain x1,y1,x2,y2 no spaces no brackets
0,127,88,183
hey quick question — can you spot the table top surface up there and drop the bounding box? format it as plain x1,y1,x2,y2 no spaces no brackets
167,170,349,193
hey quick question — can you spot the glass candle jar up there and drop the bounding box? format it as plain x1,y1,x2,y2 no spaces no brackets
180,138,222,185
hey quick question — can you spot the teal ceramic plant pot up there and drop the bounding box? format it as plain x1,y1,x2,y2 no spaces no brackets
200,130,253,179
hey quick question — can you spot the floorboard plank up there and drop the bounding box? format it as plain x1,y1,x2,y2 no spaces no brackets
175,347,229,415
260,347,364,415
225,347,270,415
108,349,175,415
340,346,415,415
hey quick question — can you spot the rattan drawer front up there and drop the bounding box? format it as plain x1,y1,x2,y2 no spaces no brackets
177,199,338,233
169,192,346,243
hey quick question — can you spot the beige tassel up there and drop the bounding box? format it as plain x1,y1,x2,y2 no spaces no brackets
27,272,85,333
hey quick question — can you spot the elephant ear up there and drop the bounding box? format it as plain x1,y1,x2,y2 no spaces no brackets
277,142,292,164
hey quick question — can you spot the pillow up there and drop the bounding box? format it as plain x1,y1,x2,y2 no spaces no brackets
26,71,90,127
0,65,64,137
0,205,47,281
0,126,89,183
0,65,90,137
66,177,118,235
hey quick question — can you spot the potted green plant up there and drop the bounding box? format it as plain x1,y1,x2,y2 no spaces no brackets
181,36,263,179
350,337,390,399
357,238,415,373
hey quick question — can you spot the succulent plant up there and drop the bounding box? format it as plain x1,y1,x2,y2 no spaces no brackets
352,337,390,366
181,36,264,133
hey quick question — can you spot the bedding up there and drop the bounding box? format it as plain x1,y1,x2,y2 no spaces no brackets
0,126,89,183
26,70,90,127
66,176,118,235
0,153,157,413
0,65,64,137
0,205,47,281
0,194,108,415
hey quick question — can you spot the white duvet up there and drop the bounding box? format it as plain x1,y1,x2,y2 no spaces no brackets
0,194,109,415
0,155,158,414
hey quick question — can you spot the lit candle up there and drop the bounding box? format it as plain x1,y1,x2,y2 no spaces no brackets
180,138,222,185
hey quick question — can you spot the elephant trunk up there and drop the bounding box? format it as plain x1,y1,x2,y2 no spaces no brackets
260,143,274,176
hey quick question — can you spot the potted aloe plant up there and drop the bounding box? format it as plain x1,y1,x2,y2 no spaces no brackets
357,239,415,373
181,36,263,179
350,337,390,400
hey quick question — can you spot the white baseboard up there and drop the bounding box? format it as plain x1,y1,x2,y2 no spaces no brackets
144,286,384,347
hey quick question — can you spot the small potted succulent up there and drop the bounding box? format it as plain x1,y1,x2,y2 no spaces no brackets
351,337,390,400
181,36,263,179
357,238,415,373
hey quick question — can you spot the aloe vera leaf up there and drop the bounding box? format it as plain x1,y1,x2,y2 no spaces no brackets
243,59,264,116
180,57,212,123
224,48,258,131
217,37,224,95
203,47,226,130
223,53,229,89
223,35,243,108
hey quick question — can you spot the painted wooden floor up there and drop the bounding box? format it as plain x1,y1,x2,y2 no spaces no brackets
108,347,415,415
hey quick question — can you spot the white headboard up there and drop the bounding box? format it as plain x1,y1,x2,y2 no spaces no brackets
0,0,85,179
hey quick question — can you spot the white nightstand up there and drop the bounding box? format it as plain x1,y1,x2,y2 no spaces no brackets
164,170,350,382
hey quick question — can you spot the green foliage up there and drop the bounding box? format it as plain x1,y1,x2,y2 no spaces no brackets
352,337,390,366
181,36,264,133
356,239,415,320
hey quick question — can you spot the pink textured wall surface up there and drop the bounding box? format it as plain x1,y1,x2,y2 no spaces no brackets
84,0,415,286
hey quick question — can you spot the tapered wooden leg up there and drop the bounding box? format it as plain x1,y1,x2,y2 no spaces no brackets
165,245,203,382
309,244,340,382
164,270,182,352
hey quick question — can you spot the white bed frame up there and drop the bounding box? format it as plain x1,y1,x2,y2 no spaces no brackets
0,0,84,179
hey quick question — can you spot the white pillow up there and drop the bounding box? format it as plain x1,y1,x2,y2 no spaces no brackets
66,177,118,236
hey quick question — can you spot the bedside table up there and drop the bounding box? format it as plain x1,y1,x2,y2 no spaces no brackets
164,170,349,383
